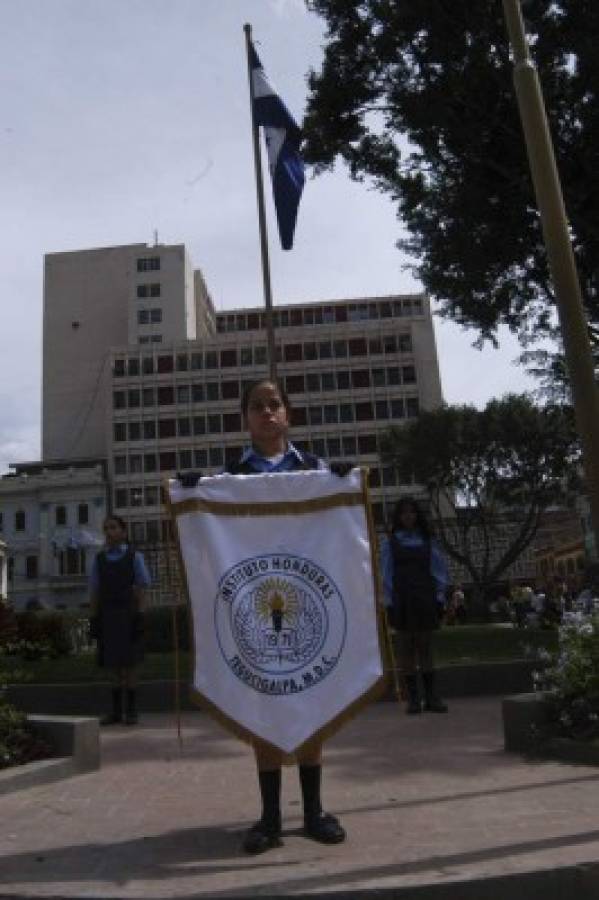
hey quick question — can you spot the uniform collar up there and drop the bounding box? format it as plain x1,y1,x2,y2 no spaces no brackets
240,442,302,464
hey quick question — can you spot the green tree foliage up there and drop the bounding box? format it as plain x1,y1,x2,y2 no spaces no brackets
381,395,579,599
303,1,599,343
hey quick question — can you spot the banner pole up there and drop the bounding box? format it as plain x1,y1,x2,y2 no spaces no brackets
163,510,183,750
243,22,277,380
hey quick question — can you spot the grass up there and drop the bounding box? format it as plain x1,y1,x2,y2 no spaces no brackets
3,625,559,684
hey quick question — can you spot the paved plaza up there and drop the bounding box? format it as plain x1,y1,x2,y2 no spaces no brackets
2,697,599,898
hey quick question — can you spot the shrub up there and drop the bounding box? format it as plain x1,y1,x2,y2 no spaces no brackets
0,599,18,646
0,695,52,769
15,611,72,658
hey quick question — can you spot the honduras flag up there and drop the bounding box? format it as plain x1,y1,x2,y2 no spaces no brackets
250,42,305,250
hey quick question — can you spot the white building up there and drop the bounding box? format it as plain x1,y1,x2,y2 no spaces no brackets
0,461,108,611
42,243,214,462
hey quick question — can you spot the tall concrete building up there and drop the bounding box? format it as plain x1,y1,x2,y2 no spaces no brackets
42,243,213,462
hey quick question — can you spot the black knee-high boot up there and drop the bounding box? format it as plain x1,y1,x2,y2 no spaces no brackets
101,687,122,725
125,688,138,725
404,673,422,714
422,670,448,713
299,765,345,843
243,769,282,854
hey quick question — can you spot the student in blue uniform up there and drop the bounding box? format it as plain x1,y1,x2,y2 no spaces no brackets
181,377,347,854
89,515,151,726
381,496,449,715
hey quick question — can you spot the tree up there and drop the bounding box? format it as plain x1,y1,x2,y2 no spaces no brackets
303,1,599,344
380,395,579,602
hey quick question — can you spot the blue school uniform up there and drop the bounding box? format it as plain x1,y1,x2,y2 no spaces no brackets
380,530,448,632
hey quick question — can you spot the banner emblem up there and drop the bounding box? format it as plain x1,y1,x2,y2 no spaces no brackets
215,554,346,695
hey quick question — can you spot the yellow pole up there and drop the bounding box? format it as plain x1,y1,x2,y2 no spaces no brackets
503,0,599,560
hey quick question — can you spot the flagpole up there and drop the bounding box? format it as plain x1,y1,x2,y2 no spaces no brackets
503,0,599,561
244,22,277,381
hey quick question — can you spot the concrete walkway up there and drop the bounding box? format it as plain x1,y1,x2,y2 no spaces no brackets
2,698,599,899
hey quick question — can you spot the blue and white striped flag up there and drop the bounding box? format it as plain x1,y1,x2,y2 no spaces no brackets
250,42,305,251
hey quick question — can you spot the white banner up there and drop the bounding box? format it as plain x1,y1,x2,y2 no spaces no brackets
168,469,385,753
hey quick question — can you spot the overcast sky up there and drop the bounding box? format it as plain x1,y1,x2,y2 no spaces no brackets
0,0,534,475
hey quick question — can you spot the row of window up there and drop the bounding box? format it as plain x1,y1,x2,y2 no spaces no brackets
113,431,394,481
138,308,162,325
1,504,89,534
215,298,423,333
139,335,162,344
113,396,419,444
113,367,418,411
112,333,412,377
6,548,87,581
136,283,161,298
137,257,160,272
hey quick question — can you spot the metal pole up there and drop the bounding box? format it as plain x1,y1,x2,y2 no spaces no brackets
503,0,599,560
243,22,277,381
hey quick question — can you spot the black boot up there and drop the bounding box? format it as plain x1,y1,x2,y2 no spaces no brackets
101,687,123,725
404,673,422,714
299,764,345,844
422,670,448,713
243,769,283,854
125,688,138,725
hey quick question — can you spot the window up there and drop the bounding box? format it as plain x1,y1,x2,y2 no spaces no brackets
143,420,156,440
398,334,412,352
146,520,160,542
391,398,405,419
25,556,38,580
284,343,303,362
142,356,154,374
384,335,397,354
127,357,140,376
319,341,332,359
157,386,174,405
208,414,222,433
375,400,389,420
236,313,247,331
178,449,192,470
369,468,381,488
150,283,161,297
285,374,305,394
403,365,416,384
137,309,149,324
78,504,89,525
128,389,140,408
335,306,348,323
191,352,203,370
321,372,335,391
220,349,238,367
129,455,142,473
355,402,373,422
349,338,367,357
128,422,141,441
139,336,150,345
144,453,157,473
114,423,126,442
358,434,377,453
158,419,176,439
304,342,317,361
150,308,162,324
369,338,382,355
324,404,339,424
206,351,218,369
306,373,320,392
336,371,350,390
137,257,160,272
209,447,224,467
177,385,190,404
130,487,144,507
222,381,240,400
157,354,173,374
382,467,396,486
223,412,242,432
207,382,219,402
192,384,204,403
333,340,348,358
406,397,420,417
342,435,357,455
387,367,401,385
327,437,341,457
145,486,159,506
114,455,127,475
352,370,370,389
312,438,326,457
159,452,177,471
176,353,189,371
290,308,303,326
178,417,191,437
193,415,206,435
309,407,323,426
194,448,207,468
379,301,392,318
255,346,268,366
372,368,386,387
323,307,335,324
248,313,260,330
115,488,128,508
56,505,67,526
113,391,126,409
339,404,354,423
113,359,125,377
291,406,307,426
240,347,253,366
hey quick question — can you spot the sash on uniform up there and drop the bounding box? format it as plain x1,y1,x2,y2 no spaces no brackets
167,468,386,753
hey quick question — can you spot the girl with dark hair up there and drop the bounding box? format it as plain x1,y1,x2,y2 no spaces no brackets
381,497,449,715
89,515,151,725
180,377,347,854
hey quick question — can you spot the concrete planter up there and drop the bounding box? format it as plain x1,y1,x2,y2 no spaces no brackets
0,715,99,795
503,692,599,766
